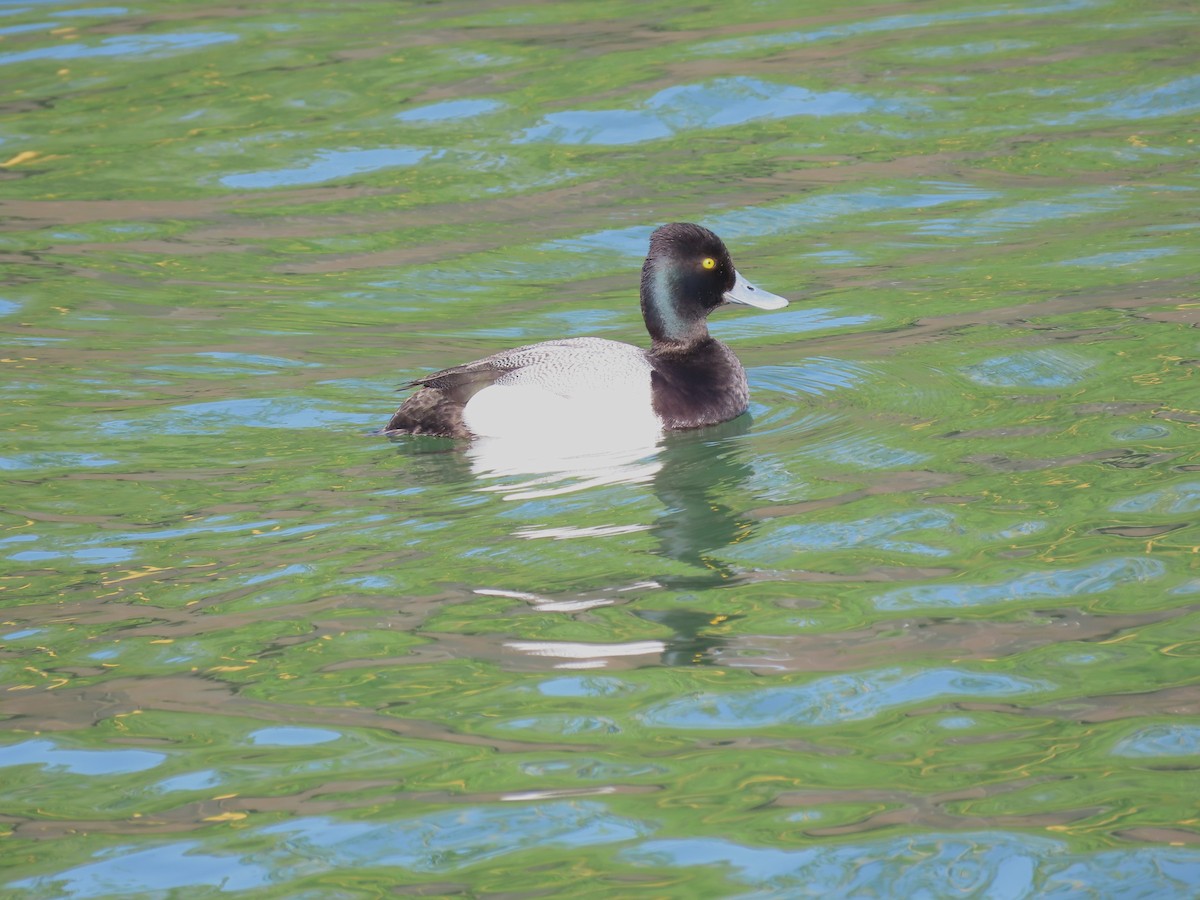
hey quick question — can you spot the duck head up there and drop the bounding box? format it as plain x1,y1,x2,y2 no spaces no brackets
639,222,788,346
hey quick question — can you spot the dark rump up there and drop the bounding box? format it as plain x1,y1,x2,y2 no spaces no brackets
382,356,515,438
383,386,473,437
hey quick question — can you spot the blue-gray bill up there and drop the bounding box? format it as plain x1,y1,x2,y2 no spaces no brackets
723,269,788,310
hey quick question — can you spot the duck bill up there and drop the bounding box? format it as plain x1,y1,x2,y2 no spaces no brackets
723,269,788,310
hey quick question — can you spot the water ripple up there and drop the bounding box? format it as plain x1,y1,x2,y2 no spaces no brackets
221,147,434,189
699,0,1100,55
1057,247,1178,268
99,398,375,434
517,77,902,146
0,32,237,66
916,188,1128,237
1113,724,1200,758
1111,481,1200,515
247,727,340,747
718,309,876,342
907,39,1037,59
544,183,998,257
963,349,1097,388
874,557,1166,610
9,803,652,896
256,803,649,873
1047,74,1200,124
396,98,502,122
0,452,118,470
751,359,874,397
0,739,165,776
733,509,956,559
800,428,930,469
640,667,1047,729
10,842,268,896
623,832,1200,896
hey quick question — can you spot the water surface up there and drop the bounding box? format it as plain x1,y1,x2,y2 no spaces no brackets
1,0,1199,896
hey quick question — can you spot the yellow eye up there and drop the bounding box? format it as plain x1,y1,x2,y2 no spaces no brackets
701,257,716,270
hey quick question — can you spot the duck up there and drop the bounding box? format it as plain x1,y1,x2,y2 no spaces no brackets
383,222,788,440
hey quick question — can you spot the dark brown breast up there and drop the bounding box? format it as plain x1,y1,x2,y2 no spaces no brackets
649,339,749,430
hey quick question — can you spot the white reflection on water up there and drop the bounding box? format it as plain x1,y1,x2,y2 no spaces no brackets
504,639,667,668
474,586,617,613
475,581,659,614
468,433,663,501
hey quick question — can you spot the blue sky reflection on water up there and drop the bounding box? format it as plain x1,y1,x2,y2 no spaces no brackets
518,77,904,145
0,740,165,776
875,558,1168,611
622,834,1200,896
221,147,434,189
641,668,1050,728
11,803,652,896
396,98,503,122
0,31,236,65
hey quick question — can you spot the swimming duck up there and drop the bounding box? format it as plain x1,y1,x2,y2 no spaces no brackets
383,222,788,440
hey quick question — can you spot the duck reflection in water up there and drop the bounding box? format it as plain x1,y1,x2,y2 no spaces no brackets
386,415,762,669
636,417,758,668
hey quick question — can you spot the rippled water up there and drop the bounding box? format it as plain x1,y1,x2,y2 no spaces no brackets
2,0,1199,896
